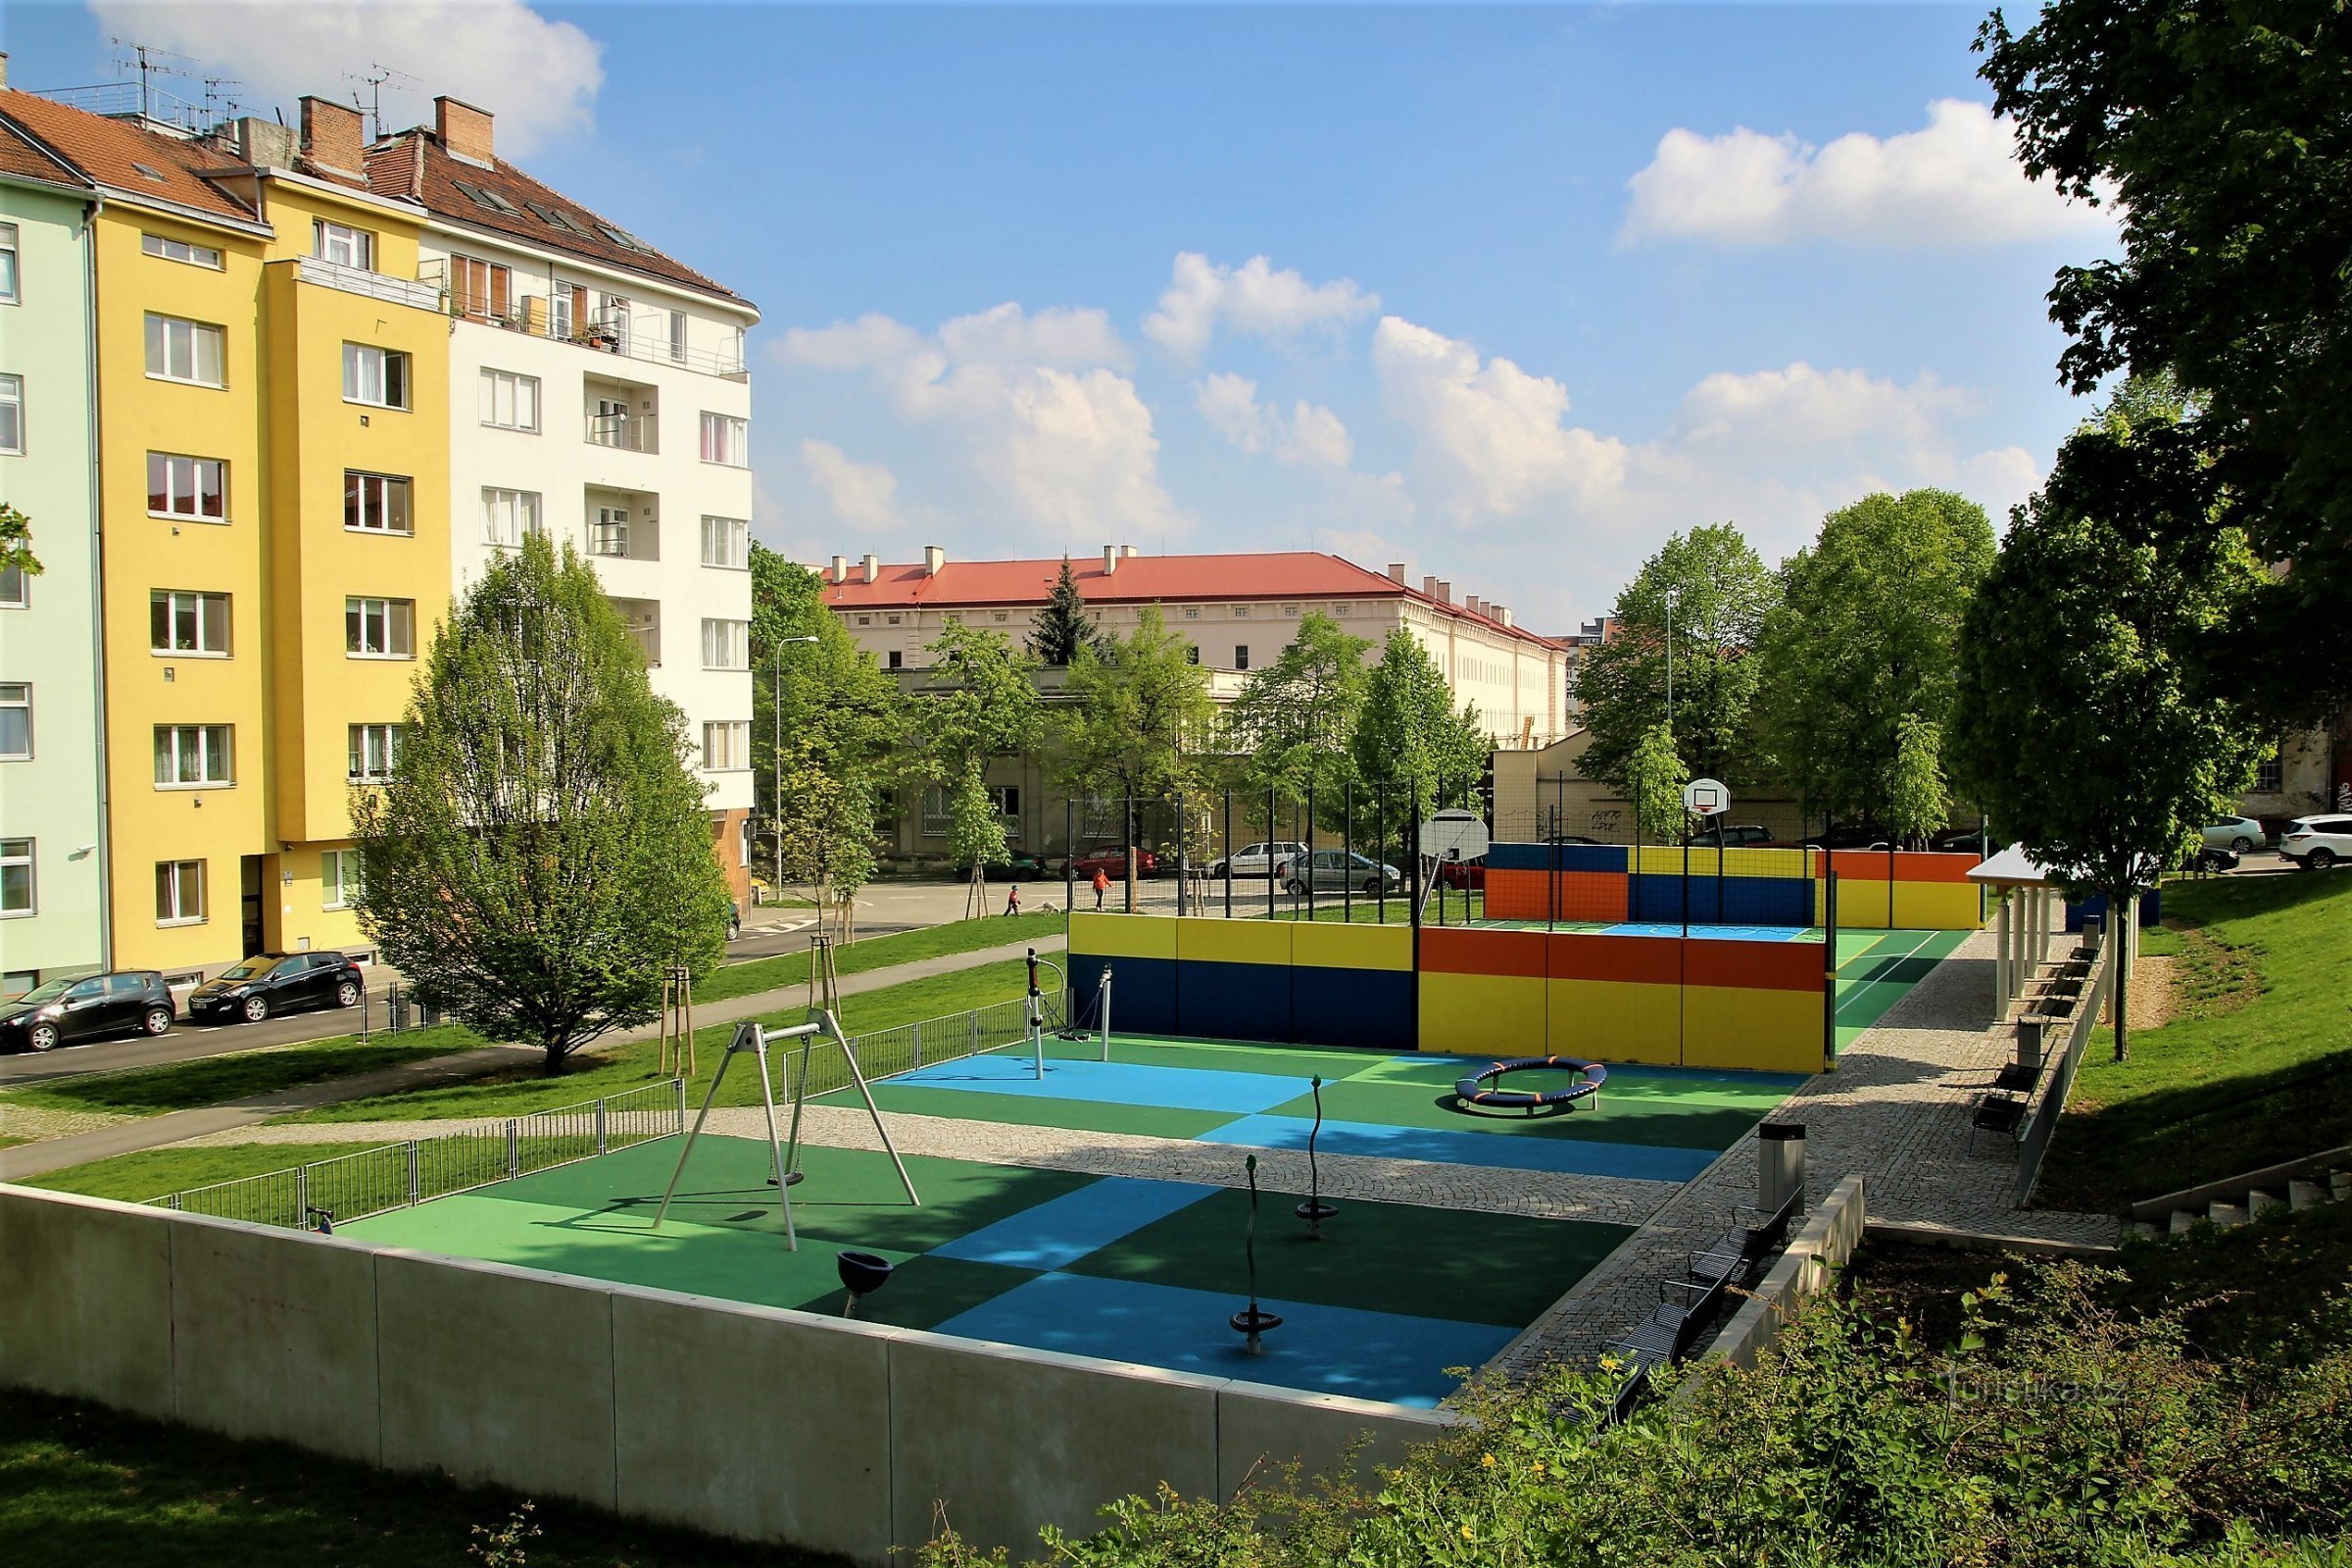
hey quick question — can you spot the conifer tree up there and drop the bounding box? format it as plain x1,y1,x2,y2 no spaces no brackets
1029,556,1103,664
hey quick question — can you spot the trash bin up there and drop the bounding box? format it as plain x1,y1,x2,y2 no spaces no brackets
1759,1122,1806,1212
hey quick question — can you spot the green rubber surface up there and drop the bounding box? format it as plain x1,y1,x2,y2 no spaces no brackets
1257,1078,1768,1151
828,1082,1233,1141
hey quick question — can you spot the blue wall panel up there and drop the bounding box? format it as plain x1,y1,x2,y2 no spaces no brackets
1486,842,1550,871
1175,959,1293,1042
1076,954,1179,1035
1628,873,1692,923
1716,875,1812,926
1290,967,1416,1052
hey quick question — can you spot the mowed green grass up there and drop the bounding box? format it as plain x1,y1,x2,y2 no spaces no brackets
692,908,1066,1004
2037,870,2352,1211
21,1142,405,1203
0,1030,474,1121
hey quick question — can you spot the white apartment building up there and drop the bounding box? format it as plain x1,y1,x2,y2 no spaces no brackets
389,101,760,906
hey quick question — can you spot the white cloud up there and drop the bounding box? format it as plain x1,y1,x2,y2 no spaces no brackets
1193,372,1353,468
800,440,904,533
1621,99,2111,247
1675,362,1980,456
777,304,1182,542
1145,252,1379,361
1371,316,1629,521
92,0,603,158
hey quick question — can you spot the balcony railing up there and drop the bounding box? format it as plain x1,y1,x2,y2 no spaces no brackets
441,289,749,381
297,257,444,313
586,412,659,454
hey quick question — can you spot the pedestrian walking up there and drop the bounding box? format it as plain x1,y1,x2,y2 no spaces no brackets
1091,867,1109,910
1004,883,1022,917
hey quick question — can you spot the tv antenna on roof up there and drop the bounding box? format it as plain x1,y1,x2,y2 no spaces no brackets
201,74,246,125
107,38,200,125
345,63,419,143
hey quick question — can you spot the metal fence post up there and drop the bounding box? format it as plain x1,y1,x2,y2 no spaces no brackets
407,1142,421,1205
912,1018,923,1069
969,1009,979,1059
506,1119,520,1180
596,1098,609,1156
294,1165,309,1229
675,1076,688,1134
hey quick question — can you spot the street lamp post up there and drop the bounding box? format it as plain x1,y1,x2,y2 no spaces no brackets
770,634,819,905
1664,584,1680,720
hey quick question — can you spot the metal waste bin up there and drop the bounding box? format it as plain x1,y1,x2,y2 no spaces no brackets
1759,1121,1806,1212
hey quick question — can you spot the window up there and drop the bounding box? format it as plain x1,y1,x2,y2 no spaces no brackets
702,720,749,771
919,786,950,837
344,471,414,535
2255,745,2283,795
0,222,15,300
550,284,583,342
1232,604,1250,617
449,254,511,319
669,311,688,363
0,373,18,454
1183,606,1200,619
1235,645,1250,670
481,488,541,548
739,817,752,868
145,314,225,385
699,412,749,466
599,293,631,341
154,724,233,786
348,723,404,783
885,612,902,625
992,611,1007,623
1186,645,1200,665
147,453,227,520
322,849,365,910
856,614,871,626
0,684,27,759
0,839,29,916
702,618,750,670
141,231,221,269
345,598,416,658
313,220,374,270
155,859,205,925
988,784,1020,817
590,507,630,557
452,179,521,217
0,562,24,609
700,515,749,569
1334,602,1352,616
887,650,903,670
150,591,231,656
478,368,539,431
343,344,410,409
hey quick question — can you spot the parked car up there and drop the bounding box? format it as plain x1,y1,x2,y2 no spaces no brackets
1438,858,1485,890
2280,814,2352,871
1683,822,1772,849
1283,849,1404,896
2192,845,2241,874
953,851,1050,882
186,951,367,1024
1544,833,1603,847
1804,822,1894,851
0,971,176,1053
1066,845,1160,881
1928,825,1990,855
2200,815,2268,854
1212,841,1309,879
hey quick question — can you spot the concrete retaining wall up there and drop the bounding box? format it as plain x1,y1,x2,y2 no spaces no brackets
1698,1173,1869,1370
0,1185,1452,1564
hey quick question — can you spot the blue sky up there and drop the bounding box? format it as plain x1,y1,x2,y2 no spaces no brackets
5,2,2117,628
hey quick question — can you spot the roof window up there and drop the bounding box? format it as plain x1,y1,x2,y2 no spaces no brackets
595,222,648,253
132,162,169,183
453,179,521,216
524,200,590,236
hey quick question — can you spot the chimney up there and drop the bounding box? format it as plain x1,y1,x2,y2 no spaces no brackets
0,54,10,89
829,554,848,584
1437,579,1453,605
1497,607,1514,628
860,553,879,584
923,545,946,576
435,96,496,164
1102,545,1118,575
234,116,296,170
1422,575,1440,598
299,96,365,175
1387,563,1407,584
1466,595,1484,617
1120,544,1138,559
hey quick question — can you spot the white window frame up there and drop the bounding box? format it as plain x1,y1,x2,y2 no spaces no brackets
0,838,31,916
0,372,19,455
146,452,227,521
348,723,404,783
0,562,24,609
154,723,234,787
479,368,540,432
155,859,205,926
145,314,225,387
698,412,749,467
702,720,750,772
341,343,410,410
141,232,221,270
150,590,231,657
701,618,751,670
0,221,17,302
669,311,689,364
344,470,415,535
345,597,416,659
590,507,630,558
322,849,365,910
314,220,374,270
481,488,542,548
0,683,28,760
919,786,951,837
700,515,749,570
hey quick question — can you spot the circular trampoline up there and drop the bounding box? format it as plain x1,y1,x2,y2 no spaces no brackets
1453,1055,1607,1116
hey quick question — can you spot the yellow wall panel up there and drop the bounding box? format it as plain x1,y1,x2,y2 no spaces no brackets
1890,881,1984,931
1175,916,1294,967
1546,978,1682,1065
1291,921,1412,973
1825,877,1892,928
1417,972,1547,1056
1633,846,1809,879
1681,986,1825,1074
1068,911,1178,959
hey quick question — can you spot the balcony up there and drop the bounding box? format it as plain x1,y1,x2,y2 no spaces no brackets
584,486,661,564
586,376,659,455
428,276,749,381
296,257,444,313
611,597,662,667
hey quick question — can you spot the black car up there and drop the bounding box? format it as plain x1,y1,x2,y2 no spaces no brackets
1684,823,1773,849
186,952,367,1024
954,851,1050,881
0,971,177,1053
1805,822,1894,851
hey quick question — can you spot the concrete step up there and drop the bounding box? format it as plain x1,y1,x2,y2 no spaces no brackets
2209,1200,2250,1229
2129,1219,2162,1241
2289,1178,2328,1211
2170,1208,2200,1236
2249,1188,2287,1218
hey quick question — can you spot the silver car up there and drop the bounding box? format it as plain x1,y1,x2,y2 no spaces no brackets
1282,849,1403,896
2200,815,2267,853
1215,841,1308,879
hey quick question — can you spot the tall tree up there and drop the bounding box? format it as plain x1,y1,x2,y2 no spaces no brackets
1951,397,2266,1060
1626,723,1690,845
1979,0,2352,706
945,759,1012,917
1884,715,1952,852
915,622,1040,914
1227,611,1372,812
1574,524,1777,792
1757,489,1996,831
772,734,878,942
1350,628,1486,808
353,534,733,1072
1028,556,1105,664
1052,604,1217,805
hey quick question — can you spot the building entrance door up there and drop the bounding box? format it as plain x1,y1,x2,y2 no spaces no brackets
240,855,266,956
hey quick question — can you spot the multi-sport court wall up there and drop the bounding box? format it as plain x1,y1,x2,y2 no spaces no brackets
1481,844,1983,930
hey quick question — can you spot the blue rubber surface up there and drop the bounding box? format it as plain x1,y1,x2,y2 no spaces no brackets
933,1176,1219,1271
931,1271,1515,1407
1197,1113,1721,1183
886,1055,1303,1114
1598,921,1810,942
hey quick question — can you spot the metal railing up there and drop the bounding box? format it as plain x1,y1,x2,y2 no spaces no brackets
585,412,659,453
2014,935,2117,1204
149,1078,686,1231
821,992,1067,1094
296,257,445,313
446,293,749,381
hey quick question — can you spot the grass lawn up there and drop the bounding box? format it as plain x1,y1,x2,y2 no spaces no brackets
281,957,1038,1126
695,908,1065,1004
0,1389,836,1568
2035,869,2352,1212
0,1030,475,1122
22,1141,408,1203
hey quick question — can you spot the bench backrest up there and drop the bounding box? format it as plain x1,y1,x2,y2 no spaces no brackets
1671,1274,1728,1359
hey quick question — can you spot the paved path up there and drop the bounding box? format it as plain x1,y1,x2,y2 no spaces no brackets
0,934,1059,1182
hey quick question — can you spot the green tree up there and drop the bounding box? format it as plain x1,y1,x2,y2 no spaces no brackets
1625,722,1690,845
352,535,732,1072
945,759,1011,916
1885,714,1952,852
0,504,41,581
1028,555,1105,664
1227,611,1371,814
1757,489,1996,832
915,622,1037,914
771,735,878,941
1349,628,1486,808
1951,402,2266,1060
1979,0,2352,706
1573,524,1776,792
1051,604,1217,804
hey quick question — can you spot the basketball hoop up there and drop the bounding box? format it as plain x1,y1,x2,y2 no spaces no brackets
1683,778,1730,818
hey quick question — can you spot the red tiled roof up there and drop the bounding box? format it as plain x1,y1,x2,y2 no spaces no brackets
0,115,89,190
822,552,1561,649
0,90,257,224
